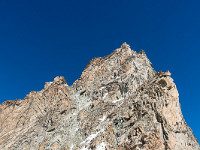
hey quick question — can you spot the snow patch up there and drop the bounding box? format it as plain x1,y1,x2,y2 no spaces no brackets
75,126,79,131
73,113,77,116
81,147,89,150
99,86,105,90
96,142,106,150
117,102,124,107
70,144,74,150
80,129,104,145
99,115,107,122
64,84,68,86
102,93,108,99
112,98,124,103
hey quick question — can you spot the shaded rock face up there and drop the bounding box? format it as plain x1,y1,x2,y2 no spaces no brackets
0,43,199,150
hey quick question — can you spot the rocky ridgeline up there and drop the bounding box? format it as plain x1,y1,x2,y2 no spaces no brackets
0,43,199,150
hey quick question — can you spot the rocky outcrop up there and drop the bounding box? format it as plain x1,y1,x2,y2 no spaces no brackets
0,43,199,150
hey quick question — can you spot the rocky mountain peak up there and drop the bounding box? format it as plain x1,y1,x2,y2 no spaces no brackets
53,76,67,85
114,42,133,57
120,42,131,52
74,43,155,92
121,42,130,48
0,43,199,150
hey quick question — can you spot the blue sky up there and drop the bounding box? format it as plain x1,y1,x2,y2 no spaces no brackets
0,0,199,141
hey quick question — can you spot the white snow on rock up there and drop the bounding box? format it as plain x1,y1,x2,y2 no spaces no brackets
99,115,107,122
81,147,89,150
99,86,105,90
112,98,124,103
70,144,74,150
102,93,108,99
80,129,104,145
96,142,106,150
64,84,68,87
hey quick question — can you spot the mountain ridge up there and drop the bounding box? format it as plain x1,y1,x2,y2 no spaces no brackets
0,43,199,150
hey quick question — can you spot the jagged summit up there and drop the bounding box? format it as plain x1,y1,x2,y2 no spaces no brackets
53,76,67,85
120,42,131,50
0,44,199,150
113,42,134,56
72,43,155,100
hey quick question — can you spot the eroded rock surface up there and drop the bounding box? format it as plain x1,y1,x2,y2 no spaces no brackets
0,43,199,150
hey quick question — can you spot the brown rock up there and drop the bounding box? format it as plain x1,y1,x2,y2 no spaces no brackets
0,43,199,150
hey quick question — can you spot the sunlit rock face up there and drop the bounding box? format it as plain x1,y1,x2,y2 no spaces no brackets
0,43,199,150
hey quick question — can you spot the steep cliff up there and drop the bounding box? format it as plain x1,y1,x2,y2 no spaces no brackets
0,43,199,150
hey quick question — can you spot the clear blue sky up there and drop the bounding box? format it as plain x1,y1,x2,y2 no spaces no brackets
0,0,199,141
